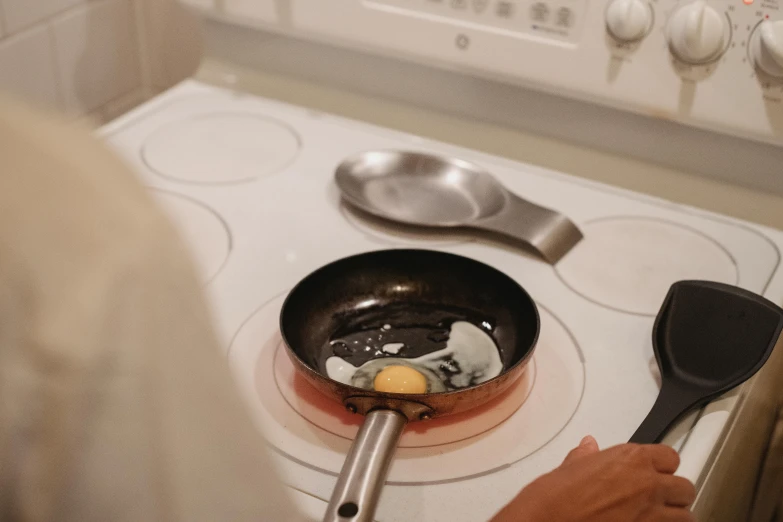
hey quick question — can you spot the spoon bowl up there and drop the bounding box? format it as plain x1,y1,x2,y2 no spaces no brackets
336,150,583,264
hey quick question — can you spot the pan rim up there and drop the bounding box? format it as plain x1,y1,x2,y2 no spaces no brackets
278,248,541,400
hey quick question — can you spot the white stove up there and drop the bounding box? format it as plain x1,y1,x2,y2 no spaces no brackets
100,78,783,521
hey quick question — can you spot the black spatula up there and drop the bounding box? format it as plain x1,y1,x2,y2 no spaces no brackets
630,280,783,444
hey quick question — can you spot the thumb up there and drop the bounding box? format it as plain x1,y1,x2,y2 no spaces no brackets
562,435,600,466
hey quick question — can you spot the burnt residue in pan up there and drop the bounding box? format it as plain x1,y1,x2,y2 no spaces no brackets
317,302,498,374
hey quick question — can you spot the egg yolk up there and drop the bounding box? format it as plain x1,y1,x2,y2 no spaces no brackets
373,365,428,394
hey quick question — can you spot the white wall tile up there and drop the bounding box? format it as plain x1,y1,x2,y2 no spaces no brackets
0,0,195,121
0,26,63,110
1,0,83,35
51,0,141,115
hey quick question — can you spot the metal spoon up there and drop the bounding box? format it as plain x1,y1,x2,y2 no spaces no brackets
335,150,583,264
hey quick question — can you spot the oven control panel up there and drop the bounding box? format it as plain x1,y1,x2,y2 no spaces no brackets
367,0,589,44
181,0,783,146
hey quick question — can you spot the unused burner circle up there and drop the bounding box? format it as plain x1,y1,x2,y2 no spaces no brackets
151,190,230,282
142,113,300,184
229,293,584,484
556,217,738,315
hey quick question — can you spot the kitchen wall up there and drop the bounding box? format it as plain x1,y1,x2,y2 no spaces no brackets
0,0,201,123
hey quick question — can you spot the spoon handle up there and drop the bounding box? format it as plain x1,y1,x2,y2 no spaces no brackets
476,194,583,264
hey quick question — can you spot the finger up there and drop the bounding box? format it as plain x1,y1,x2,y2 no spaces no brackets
642,506,696,522
659,475,697,507
562,435,600,465
645,444,681,473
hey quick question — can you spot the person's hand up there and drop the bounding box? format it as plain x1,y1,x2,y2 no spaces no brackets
491,436,696,522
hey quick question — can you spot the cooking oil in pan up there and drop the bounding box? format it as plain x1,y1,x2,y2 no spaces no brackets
323,304,503,394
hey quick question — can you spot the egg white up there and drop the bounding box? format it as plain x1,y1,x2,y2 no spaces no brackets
325,321,503,393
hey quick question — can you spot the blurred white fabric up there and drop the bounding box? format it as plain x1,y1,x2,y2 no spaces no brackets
0,96,301,522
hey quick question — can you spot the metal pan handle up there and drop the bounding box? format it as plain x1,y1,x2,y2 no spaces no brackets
323,409,408,522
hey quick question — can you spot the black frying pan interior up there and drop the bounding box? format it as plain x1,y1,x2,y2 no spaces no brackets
280,249,539,391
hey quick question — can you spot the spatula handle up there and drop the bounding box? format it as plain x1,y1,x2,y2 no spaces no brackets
629,385,698,444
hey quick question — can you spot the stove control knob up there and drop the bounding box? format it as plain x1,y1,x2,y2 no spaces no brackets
752,20,783,78
606,0,651,42
666,0,728,64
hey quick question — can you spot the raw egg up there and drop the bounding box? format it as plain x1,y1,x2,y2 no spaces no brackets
374,365,428,394
325,321,503,393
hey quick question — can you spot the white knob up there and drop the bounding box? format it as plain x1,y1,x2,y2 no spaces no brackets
752,20,783,78
606,0,651,42
666,0,727,64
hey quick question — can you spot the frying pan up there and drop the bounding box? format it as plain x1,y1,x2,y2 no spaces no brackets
631,280,783,443
280,249,540,522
